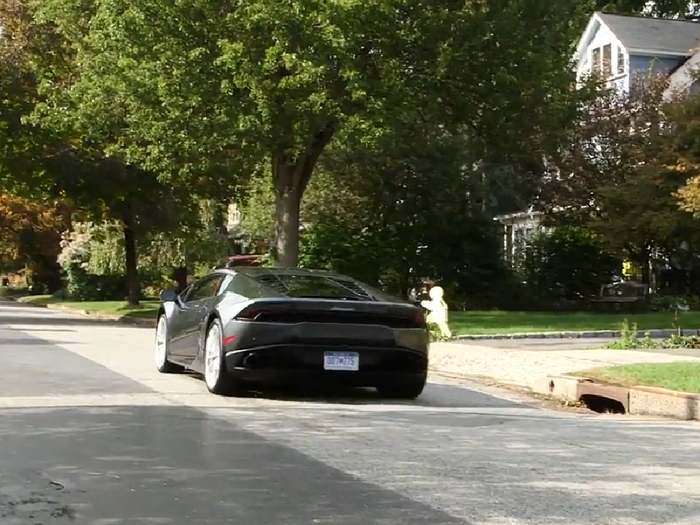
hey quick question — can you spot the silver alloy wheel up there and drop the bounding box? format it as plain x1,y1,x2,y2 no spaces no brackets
204,323,222,389
155,316,168,369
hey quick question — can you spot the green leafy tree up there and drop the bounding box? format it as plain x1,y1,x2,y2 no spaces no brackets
595,0,699,17
0,193,72,291
541,73,696,282
0,0,206,305
238,169,276,248
296,117,512,304
667,74,700,217
31,0,595,267
140,199,231,283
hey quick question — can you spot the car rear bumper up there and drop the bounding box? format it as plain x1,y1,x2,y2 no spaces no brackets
224,344,427,387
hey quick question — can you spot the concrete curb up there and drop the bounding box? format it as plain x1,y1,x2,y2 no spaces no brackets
527,373,700,421
428,342,700,420
628,385,700,420
530,374,582,402
452,329,699,341
6,297,156,328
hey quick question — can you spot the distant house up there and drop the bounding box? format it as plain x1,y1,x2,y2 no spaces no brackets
500,13,700,267
226,202,242,235
574,12,700,94
495,210,548,265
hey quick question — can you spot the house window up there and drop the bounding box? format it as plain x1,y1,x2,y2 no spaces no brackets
592,47,601,73
602,44,612,76
227,203,241,227
616,46,625,75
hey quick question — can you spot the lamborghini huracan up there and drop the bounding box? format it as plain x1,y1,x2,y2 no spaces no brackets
154,267,429,399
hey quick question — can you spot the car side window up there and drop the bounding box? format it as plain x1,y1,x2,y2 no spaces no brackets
178,284,193,302
186,275,225,303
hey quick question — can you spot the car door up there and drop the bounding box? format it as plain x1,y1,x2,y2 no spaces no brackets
177,273,226,362
169,276,219,360
167,281,200,359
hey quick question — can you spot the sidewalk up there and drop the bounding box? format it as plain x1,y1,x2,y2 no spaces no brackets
430,341,700,420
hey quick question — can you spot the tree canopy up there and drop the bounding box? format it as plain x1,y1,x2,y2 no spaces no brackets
0,0,213,302
596,0,700,18
24,0,595,266
540,72,700,282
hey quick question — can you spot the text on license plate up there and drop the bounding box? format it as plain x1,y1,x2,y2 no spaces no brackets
323,351,359,371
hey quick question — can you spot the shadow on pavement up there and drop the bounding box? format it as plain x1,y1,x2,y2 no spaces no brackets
0,405,467,525
0,326,152,398
2,404,698,525
205,402,700,525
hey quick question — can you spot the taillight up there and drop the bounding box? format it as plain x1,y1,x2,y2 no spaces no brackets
234,307,263,321
414,308,426,327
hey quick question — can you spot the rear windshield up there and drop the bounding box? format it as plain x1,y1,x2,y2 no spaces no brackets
252,273,377,300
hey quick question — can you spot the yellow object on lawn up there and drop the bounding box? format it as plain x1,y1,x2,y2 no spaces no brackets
421,286,451,338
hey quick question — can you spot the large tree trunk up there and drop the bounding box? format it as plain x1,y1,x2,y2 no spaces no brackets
273,167,302,267
171,266,188,293
122,217,140,306
272,123,337,267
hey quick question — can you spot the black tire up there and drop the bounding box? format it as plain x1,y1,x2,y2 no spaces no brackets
203,318,235,395
155,315,183,374
377,373,427,400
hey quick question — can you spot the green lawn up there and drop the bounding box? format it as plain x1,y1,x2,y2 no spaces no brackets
18,295,160,319
14,296,700,335
448,310,700,336
0,286,29,298
573,362,700,394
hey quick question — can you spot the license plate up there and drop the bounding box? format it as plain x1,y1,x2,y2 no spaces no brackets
323,351,359,371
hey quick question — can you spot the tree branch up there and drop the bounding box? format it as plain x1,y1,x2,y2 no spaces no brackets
292,120,337,195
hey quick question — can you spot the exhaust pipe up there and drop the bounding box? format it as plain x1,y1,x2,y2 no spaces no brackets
242,352,262,368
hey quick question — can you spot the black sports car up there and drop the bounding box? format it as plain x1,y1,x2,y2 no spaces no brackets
154,267,430,399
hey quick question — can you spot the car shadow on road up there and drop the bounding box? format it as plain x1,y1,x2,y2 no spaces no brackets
183,374,535,410
242,385,420,405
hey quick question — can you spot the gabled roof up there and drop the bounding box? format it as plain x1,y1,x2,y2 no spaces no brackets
575,12,700,61
597,12,700,56
599,12,700,55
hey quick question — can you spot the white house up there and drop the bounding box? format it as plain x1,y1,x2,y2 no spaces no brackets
575,12,700,95
498,12,700,262
226,202,242,234
495,209,547,265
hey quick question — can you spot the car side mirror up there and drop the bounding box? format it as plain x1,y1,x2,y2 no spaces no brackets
160,289,179,303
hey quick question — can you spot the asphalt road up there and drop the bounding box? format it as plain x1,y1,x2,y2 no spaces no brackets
1,302,700,524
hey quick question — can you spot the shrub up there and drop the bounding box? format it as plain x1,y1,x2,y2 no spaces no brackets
427,322,449,342
58,222,94,300
0,286,28,297
516,226,621,301
649,294,694,312
57,222,130,300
